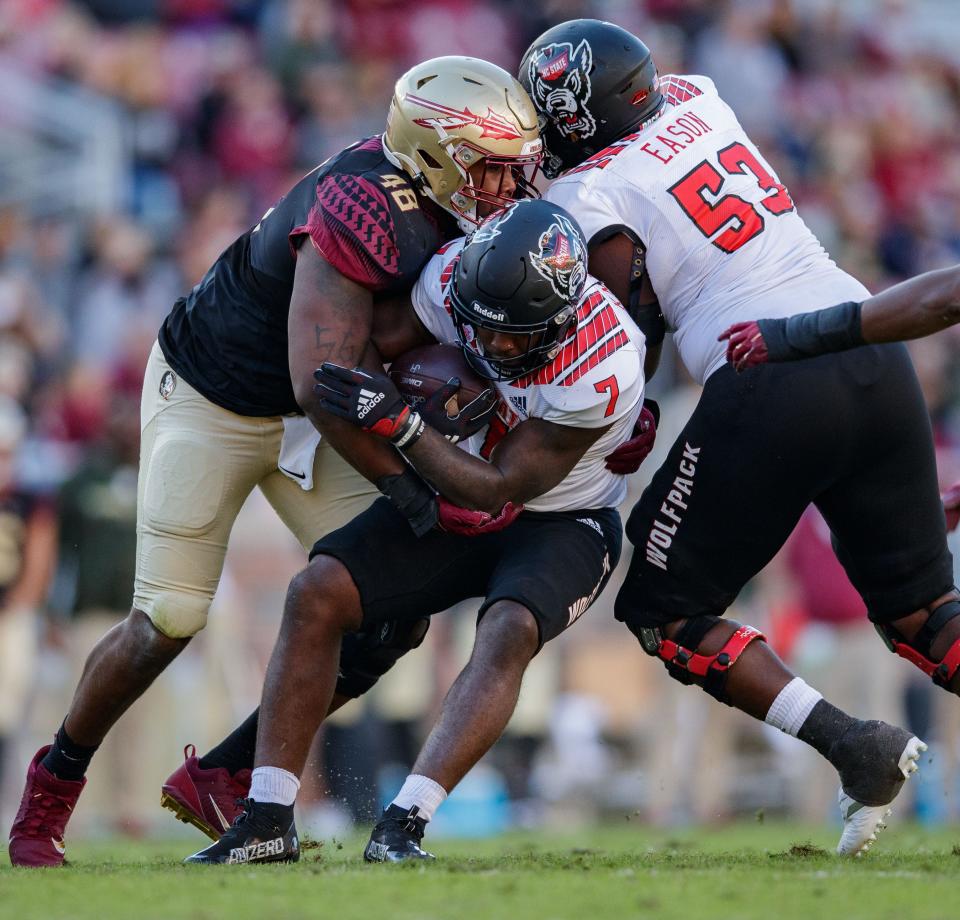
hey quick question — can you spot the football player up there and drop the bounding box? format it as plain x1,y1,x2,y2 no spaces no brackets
520,19,948,856
8,57,544,868
182,199,647,864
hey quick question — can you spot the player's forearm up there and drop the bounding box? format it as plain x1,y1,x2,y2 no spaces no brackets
860,266,960,344
404,428,515,514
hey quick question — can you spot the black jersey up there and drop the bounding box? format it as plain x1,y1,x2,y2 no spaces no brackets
158,136,458,416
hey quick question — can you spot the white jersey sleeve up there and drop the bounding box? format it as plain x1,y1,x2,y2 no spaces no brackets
545,74,869,385
410,238,464,345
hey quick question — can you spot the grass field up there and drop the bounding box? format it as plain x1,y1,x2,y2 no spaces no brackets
2,822,959,920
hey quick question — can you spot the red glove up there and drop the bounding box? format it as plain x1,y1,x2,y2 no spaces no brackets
605,399,659,474
437,497,523,535
943,481,960,532
718,321,769,372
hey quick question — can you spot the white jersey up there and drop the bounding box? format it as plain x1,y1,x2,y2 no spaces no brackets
411,238,645,513
545,74,870,385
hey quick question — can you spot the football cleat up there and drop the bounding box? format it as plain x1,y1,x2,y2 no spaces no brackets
183,799,299,865
363,804,435,863
835,733,927,857
160,744,251,840
8,745,85,868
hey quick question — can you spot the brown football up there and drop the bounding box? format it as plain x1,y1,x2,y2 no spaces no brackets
389,343,494,435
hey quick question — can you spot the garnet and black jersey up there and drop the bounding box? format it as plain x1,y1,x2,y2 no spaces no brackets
158,136,458,416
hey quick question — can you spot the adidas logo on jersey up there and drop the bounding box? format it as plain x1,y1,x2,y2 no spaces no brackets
357,388,385,419
509,395,527,415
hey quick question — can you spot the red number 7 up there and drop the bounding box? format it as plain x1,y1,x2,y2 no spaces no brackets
594,375,619,418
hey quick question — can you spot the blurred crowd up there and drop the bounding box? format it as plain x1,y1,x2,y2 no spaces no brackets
2,0,960,839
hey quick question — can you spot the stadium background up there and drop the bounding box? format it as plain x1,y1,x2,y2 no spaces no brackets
1,0,960,844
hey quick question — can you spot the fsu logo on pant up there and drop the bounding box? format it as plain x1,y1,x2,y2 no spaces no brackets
159,370,177,400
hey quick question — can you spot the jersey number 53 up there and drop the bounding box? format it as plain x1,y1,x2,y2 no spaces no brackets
668,142,794,254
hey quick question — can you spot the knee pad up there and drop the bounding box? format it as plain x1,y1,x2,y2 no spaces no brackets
141,591,210,638
876,595,960,689
335,617,431,699
636,616,765,704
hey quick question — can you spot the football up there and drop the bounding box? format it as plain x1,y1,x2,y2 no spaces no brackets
389,343,495,436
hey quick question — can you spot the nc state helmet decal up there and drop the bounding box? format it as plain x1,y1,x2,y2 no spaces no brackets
529,213,587,302
527,40,596,140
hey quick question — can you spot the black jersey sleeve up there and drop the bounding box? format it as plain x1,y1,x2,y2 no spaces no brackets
291,173,401,292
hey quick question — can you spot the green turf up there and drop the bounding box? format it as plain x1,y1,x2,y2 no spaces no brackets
2,823,958,920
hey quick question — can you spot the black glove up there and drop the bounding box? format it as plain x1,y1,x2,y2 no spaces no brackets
314,363,425,449
420,377,498,444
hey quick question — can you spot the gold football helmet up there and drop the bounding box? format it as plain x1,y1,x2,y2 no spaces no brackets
384,56,543,231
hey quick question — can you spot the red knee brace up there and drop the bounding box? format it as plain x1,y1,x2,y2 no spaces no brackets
648,618,765,704
877,597,960,689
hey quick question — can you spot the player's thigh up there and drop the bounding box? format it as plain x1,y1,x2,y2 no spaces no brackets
615,366,811,632
483,506,623,651
310,497,498,629
815,346,954,621
135,343,268,637
259,437,380,551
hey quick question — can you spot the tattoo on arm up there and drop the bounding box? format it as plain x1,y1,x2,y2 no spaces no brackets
314,324,361,365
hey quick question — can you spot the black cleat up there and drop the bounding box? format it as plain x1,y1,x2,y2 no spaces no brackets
184,799,299,865
363,804,435,863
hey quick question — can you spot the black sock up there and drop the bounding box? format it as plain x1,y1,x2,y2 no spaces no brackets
198,708,259,774
41,722,99,782
796,699,857,761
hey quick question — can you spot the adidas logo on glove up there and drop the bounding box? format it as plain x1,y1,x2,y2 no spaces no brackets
357,388,385,419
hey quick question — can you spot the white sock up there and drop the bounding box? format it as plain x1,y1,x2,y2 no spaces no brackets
391,774,447,823
765,677,823,737
249,766,300,806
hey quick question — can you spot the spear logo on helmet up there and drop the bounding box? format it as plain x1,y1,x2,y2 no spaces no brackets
407,94,524,141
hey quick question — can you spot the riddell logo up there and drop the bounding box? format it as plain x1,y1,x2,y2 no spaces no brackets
357,388,385,418
472,304,506,321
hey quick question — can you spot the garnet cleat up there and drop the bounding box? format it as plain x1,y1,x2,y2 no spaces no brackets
160,744,251,841
8,745,85,868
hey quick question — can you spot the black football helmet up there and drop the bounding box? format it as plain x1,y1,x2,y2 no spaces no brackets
450,199,587,381
519,19,664,178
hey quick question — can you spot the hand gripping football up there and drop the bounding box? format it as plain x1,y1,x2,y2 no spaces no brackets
389,344,497,443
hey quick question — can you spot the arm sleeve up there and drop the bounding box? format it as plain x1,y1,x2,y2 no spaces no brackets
758,301,864,361
290,174,401,291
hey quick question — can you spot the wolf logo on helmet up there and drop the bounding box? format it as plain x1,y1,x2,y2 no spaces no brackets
450,199,587,381
530,213,588,303
526,40,596,142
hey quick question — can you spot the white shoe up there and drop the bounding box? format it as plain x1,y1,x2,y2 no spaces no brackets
835,735,926,857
